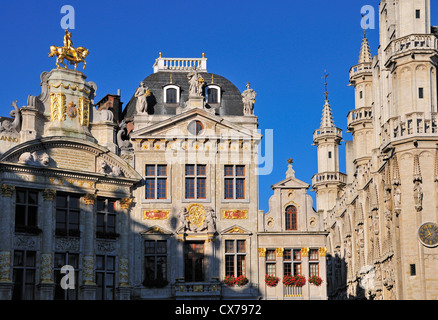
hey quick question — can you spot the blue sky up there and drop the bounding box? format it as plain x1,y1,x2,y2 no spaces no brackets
0,0,435,213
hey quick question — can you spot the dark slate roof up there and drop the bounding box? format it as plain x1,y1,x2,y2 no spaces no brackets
122,72,244,119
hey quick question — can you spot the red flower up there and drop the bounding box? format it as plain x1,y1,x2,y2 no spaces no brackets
283,274,306,287
309,275,323,286
265,275,280,287
223,275,236,286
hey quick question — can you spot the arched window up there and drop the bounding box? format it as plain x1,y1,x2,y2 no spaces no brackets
166,88,177,103
285,205,297,230
205,85,221,104
163,85,180,104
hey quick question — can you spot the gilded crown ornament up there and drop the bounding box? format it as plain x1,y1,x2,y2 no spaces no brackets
49,30,89,71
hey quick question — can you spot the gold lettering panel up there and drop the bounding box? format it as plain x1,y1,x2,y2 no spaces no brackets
143,210,169,220
222,210,248,219
78,97,90,126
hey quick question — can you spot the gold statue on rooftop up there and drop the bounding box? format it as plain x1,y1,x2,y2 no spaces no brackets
49,30,89,71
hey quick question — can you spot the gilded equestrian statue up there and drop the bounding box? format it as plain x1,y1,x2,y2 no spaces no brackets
49,30,89,71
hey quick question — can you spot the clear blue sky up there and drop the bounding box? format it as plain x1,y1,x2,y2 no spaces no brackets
1,0,435,213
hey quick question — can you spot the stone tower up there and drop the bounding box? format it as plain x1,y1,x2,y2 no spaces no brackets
312,82,346,221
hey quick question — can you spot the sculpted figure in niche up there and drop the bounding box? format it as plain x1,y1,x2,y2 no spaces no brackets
204,207,216,233
135,82,150,114
178,207,190,232
393,186,401,210
413,181,423,211
18,151,50,167
241,82,257,115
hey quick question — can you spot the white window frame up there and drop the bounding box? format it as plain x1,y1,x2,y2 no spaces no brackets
163,85,180,104
205,84,221,104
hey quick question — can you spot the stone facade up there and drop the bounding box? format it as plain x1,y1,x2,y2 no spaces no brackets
313,0,438,300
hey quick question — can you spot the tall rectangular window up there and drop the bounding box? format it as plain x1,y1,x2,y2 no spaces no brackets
419,87,424,99
12,250,36,300
54,252,79,300
55,193,80,237
166,88,177,103
283,249,302,276
15,189,38,233
184,242,204,282
96,198,117,237
265,249,277,276
224,165,245,199
185,164,206,199
207,88,218,103
96,255,116,300
144,240,168,285
145,164,167,199
309,249,319,277
225,240,246,277
416,10,421,19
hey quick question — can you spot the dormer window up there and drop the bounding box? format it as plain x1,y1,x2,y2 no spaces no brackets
205,85,221,104
163,85,180,104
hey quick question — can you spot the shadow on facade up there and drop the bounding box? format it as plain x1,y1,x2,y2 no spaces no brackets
326,253,367,300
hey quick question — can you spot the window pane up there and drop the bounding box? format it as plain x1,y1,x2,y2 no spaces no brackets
157,165,167,176
208,88,218,103
185,165,195,176
157,178,167,199
283,249,292,261
96,213,105,232
145,179,155,199
236,179,245,199
146,165,155,176
284,263,292,276
166,88,177,103
96,256,104,270
97,199,105,212
266,250,276,261
197,165,206,176
56,195,67,208
294,249,301,261
235,165,245,176
145,240,155,254
157,256,167,280
27,207,38,227
197,178,206,199
26,251,36,267
237,240,246,253
69,196,80,209
294,263,302,275
15,206,26,226
107,257,115,271
224,165,233,176
28,192,38,205
157,241,167,254
16,191,26,204
237,256,245,276
225,240,234,253
185,178,195,199
225,255,234,276
14,251,24,266
55,253,66,268
266,264,276,276
224,179,233,199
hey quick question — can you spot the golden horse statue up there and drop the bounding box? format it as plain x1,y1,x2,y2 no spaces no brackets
49,31,89,71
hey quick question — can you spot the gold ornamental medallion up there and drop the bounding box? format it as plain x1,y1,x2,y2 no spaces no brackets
187,204,205,228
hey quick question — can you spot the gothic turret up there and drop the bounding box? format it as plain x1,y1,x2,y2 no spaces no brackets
312,74,345,220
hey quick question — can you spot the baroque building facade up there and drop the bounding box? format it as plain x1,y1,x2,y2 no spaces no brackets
0,30,327,299
313,0,438,300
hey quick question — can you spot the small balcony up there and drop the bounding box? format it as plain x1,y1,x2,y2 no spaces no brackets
312,172,347,187
173,280,221,299
347,107,373,131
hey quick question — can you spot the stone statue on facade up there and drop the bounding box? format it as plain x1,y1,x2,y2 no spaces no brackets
18,151,50,166
205,207,216,233
177,207,190,232
135,82,150,114
117,120,132,151
49,30,89,70
187,67,204,97
241,82,256,115
413,181,423,211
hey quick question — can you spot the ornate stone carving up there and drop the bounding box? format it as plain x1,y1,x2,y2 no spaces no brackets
301,247,310,257
40,253,53,284
78,97,90,126
117,120,133,151
14,235,37,250
43,189,57,201
95,109,114,123
84,193,95,205
0,251,11,282
319,247,327,257
97,159,124,177
119,258,129,287
258,248,266,257
18,151,51,167
120,198,133,210
178,204,216,233
276,248,284,257
0,100,21,134
96,240,116,253
1,184,15,197
54,237,80,252
241,82,256,115
50,92,66,121
135,82,150,114
82,255,94,285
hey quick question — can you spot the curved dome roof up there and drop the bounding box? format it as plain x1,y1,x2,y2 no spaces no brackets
122,71,244,119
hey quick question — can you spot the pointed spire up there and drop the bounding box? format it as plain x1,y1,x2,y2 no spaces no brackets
320,71,335,128
358,31,372,64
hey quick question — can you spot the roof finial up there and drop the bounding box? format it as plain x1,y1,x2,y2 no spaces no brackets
286,158,295,178
322,70,329,101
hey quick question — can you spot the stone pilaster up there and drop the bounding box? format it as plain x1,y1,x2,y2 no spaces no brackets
81,194,96,299
0,185,14,299
117,198,132,300
38,189,57,300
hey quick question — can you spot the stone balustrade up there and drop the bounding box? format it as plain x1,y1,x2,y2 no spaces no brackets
384,33,438,64
312,172,347,187
347,107,373,129
381,112,438,147
153,56,207,73
174,281,221,298
313,127,343,142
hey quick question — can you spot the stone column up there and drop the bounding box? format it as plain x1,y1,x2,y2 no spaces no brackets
81,193,96,299
0,185,14,299
38,189,57,300
117,198,132,300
